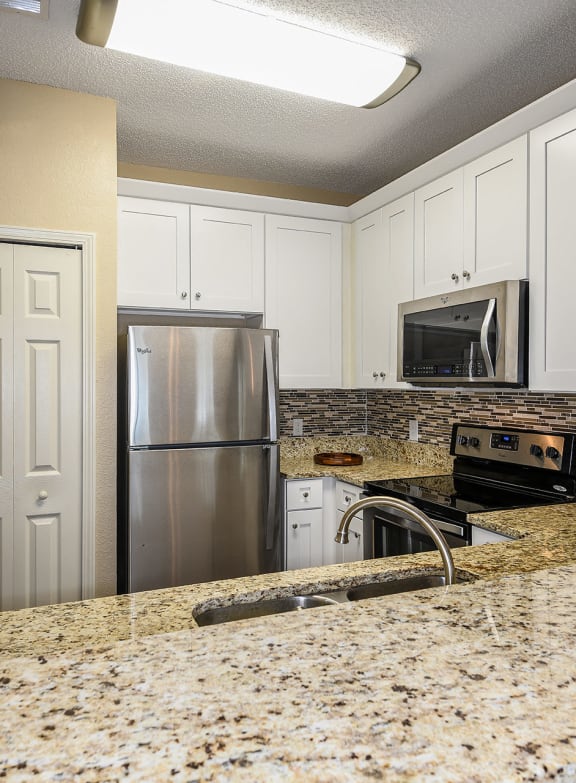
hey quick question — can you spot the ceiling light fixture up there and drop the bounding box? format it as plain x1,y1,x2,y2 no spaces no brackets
76,0,420,108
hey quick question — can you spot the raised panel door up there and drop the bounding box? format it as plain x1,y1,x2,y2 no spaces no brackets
12,244,83,609
0,244,14,611
189,206,264,312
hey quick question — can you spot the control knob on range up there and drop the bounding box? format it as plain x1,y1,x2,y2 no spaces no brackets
530,444,544,458
546,446,560,460
457,435,469,446
469,437,480,448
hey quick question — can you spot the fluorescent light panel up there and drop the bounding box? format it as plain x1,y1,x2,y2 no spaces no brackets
104,0,417,108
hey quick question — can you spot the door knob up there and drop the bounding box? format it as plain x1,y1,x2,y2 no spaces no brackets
38,490,48,501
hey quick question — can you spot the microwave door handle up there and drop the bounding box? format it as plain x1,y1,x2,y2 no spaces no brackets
480,298,497,377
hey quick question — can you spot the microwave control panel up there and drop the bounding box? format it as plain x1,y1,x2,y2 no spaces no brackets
451,425,570,472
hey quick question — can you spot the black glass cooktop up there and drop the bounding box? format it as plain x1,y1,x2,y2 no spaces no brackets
364,474,572,522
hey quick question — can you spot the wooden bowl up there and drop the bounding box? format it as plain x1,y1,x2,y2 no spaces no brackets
313,452,363,466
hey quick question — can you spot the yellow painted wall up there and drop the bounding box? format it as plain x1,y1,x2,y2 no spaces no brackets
0,78,117,597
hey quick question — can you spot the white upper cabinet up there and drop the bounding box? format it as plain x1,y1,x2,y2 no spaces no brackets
189,206,264,312
118,197,191,309
529,108,576,390
463,136,527,286
414,137,527,298
414,169,464,298
118,198,265,312
353,209,386,386
265,215,342,388
353,194,413,387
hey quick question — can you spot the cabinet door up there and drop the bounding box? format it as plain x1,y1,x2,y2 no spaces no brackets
334,510,364,564
118,197,191,309
353,209,387,386
382,193,414,386
414,170,464,298
286,509,324,570
471,526,513,545
530,109,576,390
265,216,342,388
189,206,264,312
463,136,527,287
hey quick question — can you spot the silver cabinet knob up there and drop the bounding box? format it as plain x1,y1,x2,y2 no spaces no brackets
292,523,298,529
38,490,48,501
463,270,471,280
379,372,386,379
372,371,378,379
352,532,360,540
302,491,309,499
194,292,202,300
344,495,351,503
451,273,459,283
181,291,188,299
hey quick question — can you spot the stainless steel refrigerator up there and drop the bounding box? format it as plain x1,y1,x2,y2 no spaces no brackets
118,325,282,593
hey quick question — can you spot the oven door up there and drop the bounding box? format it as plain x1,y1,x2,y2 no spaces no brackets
366,506,470,559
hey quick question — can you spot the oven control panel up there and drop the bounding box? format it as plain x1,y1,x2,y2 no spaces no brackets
451,425,569,471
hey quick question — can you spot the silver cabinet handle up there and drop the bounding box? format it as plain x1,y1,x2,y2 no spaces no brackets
379,372,386,379
181,291,188,299
451,273,459,283
38,490,48,501
292,523,298,529
302,491,309,499
372,371,378,378
194,291,201,300
463,270,471,280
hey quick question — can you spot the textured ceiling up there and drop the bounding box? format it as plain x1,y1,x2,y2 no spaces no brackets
1,0,576,197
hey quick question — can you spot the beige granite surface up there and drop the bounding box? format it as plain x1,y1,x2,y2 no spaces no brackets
2,443,576,781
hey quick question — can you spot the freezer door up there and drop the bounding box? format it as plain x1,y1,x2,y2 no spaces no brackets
125,444,282,592
127,325,279,446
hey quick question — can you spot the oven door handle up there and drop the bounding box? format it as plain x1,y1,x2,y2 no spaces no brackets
480,297,497,378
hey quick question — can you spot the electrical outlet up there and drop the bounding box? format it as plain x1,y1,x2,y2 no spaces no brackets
292,418,304,436
409,419,419,442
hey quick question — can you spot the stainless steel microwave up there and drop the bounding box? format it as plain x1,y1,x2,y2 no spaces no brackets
397,280,528,386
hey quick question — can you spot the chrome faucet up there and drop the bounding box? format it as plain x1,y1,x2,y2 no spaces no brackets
335,496,455,585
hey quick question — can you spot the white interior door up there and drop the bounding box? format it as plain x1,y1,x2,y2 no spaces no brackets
0,244,14,611
8,243,83,610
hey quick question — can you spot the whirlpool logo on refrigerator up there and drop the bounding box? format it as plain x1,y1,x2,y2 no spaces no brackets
136,347,152,354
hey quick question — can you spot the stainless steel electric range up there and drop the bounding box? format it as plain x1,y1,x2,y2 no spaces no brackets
363,424,576,559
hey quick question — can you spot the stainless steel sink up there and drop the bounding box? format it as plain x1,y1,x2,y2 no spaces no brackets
194,594,340,626
346,574,452,601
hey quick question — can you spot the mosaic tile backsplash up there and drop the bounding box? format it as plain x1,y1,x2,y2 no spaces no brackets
279,389,576,448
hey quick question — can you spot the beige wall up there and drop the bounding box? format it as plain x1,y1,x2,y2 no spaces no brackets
0,78,118,597
118,161,359,206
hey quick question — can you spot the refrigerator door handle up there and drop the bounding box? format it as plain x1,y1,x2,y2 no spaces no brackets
264,333,278,442
265,445,279,551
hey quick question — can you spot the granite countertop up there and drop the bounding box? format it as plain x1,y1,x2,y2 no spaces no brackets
2,438,576,781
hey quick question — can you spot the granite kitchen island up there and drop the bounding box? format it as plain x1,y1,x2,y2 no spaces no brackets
2,452,576,781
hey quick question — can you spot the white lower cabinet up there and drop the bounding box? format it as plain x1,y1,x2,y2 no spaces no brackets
286,509,324,570
285,478,365,570
471,526,514,546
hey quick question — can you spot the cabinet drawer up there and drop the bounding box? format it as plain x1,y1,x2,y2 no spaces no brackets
336,481,362,512
286,479,323,510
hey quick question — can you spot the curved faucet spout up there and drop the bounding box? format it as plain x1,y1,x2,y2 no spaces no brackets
335,496,455,585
